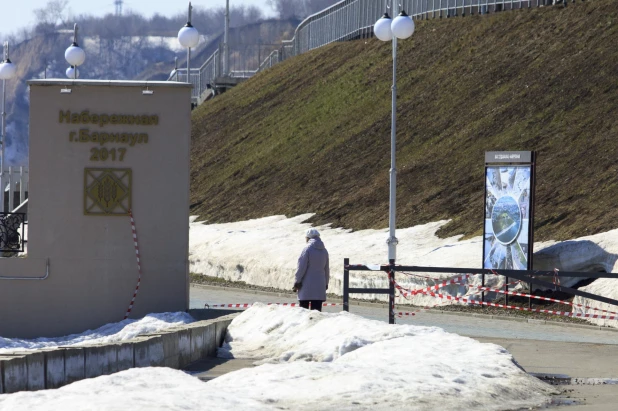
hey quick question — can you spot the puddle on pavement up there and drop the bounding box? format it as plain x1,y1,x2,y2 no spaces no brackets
531,373,618,386
530,373,618,408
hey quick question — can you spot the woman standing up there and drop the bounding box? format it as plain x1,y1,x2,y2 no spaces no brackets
293,228,330,311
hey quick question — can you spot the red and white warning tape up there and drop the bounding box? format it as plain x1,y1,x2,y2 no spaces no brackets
468,284,618,316
392,276,618,320
205,270,617,320
205,302,342,309
422,289,618,320
393,274,618,319
123,210,142,320
394,274,471,299
394,291,462,318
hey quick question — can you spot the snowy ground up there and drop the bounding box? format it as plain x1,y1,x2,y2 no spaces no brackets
0,304,557,411
0,312,194,354
189,214,618,327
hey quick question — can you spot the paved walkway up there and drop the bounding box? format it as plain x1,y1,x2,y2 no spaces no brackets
190,284,618,344
189,285,618,409
476,338,618,410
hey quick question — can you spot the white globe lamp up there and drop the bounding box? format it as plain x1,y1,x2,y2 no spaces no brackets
0,59,16,80
178,2,199,95
374,13,393,42
65,24,86,79
178,24,199,49
65,44,86,67
391,11,415,40
66,66,79,79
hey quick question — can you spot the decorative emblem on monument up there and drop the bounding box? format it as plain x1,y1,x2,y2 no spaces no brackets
84,168,132,215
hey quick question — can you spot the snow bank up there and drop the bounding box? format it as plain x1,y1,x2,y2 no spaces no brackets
0,312,194,354
574,279,618,328
219,301,443,363
213,305,556,410
189,214,483,306
0,305,557,411
189,214,618,320
0,367,267,411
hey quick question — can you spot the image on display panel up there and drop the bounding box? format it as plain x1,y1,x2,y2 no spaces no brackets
483,166,531,270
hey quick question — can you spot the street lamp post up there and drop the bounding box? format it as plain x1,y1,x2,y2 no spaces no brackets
374,1,415,324
65,24,86,79
224,0,230,76
178,1,199,103
0,41,17,213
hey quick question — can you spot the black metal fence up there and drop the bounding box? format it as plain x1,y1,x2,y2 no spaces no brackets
343,258,618,324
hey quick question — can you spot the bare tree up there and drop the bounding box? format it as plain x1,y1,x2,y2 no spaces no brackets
267,0,302,19
267,0,338,20
33,0,70,27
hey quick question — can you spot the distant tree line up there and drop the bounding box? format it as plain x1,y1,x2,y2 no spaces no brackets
1,0,341,44
267,0,340,20
0,0,340,165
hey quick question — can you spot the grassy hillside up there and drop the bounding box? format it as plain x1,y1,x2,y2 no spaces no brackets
190,0,618,242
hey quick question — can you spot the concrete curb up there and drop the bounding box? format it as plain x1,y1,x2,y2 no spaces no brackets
0,311,239,394
191,283,618,333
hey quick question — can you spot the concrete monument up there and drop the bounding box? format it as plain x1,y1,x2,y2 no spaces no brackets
0,80,192,338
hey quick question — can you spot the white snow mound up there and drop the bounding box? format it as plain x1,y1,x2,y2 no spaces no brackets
0,367,267,411
0,304,557,411
213,304,557,410
0,312,194,354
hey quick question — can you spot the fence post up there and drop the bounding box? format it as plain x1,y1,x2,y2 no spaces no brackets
0,172,3,212
505,276,509,305
197,69,201,102
343,258,350,312
19,166,24,205
481,270,485,302
8,166,13,212
389,259,395,324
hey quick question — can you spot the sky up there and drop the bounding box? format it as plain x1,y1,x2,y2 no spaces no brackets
0,0,277,37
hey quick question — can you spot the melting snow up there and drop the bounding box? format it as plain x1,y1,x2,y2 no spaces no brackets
0,312,194,354
189,214,618,326
0,304,557,411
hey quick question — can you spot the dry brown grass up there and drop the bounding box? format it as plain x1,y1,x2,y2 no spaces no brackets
190,1,618,242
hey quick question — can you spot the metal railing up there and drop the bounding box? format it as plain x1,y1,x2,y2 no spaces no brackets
171,0,566,103
343,258,618,324
0,166,29,213
169,46,281,104
283,0,559,56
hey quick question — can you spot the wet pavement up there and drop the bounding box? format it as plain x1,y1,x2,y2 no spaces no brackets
190,284,618,345
190,284,618,409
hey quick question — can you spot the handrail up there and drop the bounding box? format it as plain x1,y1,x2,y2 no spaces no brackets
169,0,558,104
0,258,49,280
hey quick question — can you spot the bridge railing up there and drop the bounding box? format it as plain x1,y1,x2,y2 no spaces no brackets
284,0,553,57
171,0,561,103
